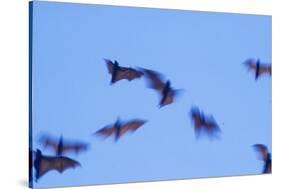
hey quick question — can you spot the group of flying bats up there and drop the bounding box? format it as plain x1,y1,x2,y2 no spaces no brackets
30,57,271,183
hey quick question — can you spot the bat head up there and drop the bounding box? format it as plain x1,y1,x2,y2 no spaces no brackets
35,149,42,158
190,106,200,117
114,60,119,67
256,59,260,65
166,80,171,88
57,135,64,156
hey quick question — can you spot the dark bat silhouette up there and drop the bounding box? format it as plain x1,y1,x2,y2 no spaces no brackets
141,68,180,107
39,135,88,156
244,58,272,80
190,106,221,139
253,144,272,174
95,118,147,141
105,59,144,84
33,149,80,182
29,148,34,187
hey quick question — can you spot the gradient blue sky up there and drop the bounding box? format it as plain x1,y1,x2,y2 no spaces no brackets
31,1,272,188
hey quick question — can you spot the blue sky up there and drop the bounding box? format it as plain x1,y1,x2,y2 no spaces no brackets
31,1,272,188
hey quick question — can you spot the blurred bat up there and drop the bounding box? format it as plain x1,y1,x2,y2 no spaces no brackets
190,106,221,139
253,144,272,174
244,59,272,80
95,118,147,141
34,149,81,182
140,68,181,107
39,135,88,156
105,59,144,84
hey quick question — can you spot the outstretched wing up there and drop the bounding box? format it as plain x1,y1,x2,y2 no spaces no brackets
54,156,81,173
124,68,144,81
254,144,269,161
60,142,88,154
119,119,147,137
190,107,202,129
244,59,257,72
115,67,143,82
37,156,80,179
105,59,114,74
95,125,117,138
204,116,221,136
160,90,175,107
39,136,59,152
142,68,166,91
259,64,272,75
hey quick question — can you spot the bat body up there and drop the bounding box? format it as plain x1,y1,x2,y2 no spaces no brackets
190,106,221,139
141,68,179,107
105,59,143,84
244,59,272,80
95,118,147,141
34,149,80,181
29,148,33,187
253,144,272,174
39,135,88,156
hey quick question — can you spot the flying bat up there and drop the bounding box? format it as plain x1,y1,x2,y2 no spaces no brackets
253,144,272,174
39,135,89,156
33,149,81,182
190,106,221,139
105,59,144,84
244,58,272,80
95,118,147,141
141,68,181,107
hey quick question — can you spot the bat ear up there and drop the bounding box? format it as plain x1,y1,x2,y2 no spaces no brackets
35,149,42,158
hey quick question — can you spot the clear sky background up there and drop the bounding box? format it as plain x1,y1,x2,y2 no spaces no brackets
31,1,271,188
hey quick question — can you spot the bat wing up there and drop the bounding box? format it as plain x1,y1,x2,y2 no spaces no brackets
142,68,166,91
119,119,147,137
39,136,59,153
105,59,114,74
35,154,80,180
259,64,272,75
35,157,55,179
192,113,202,130
113,67,143,82
204,117,221,137
254,144,269,161
95,125,116,138
60,143,88,154
190,107,202,129
123,68,144,81
244,59,257,71
160,90,175,107
54,156,81,173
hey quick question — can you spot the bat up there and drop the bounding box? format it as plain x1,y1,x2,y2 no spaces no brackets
105,59,144,84
244,58,272,80
141,68,180,107
253,144,272,174
190,106,221,139
39,135,88,156
34,149,81,181
95,118,147,141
